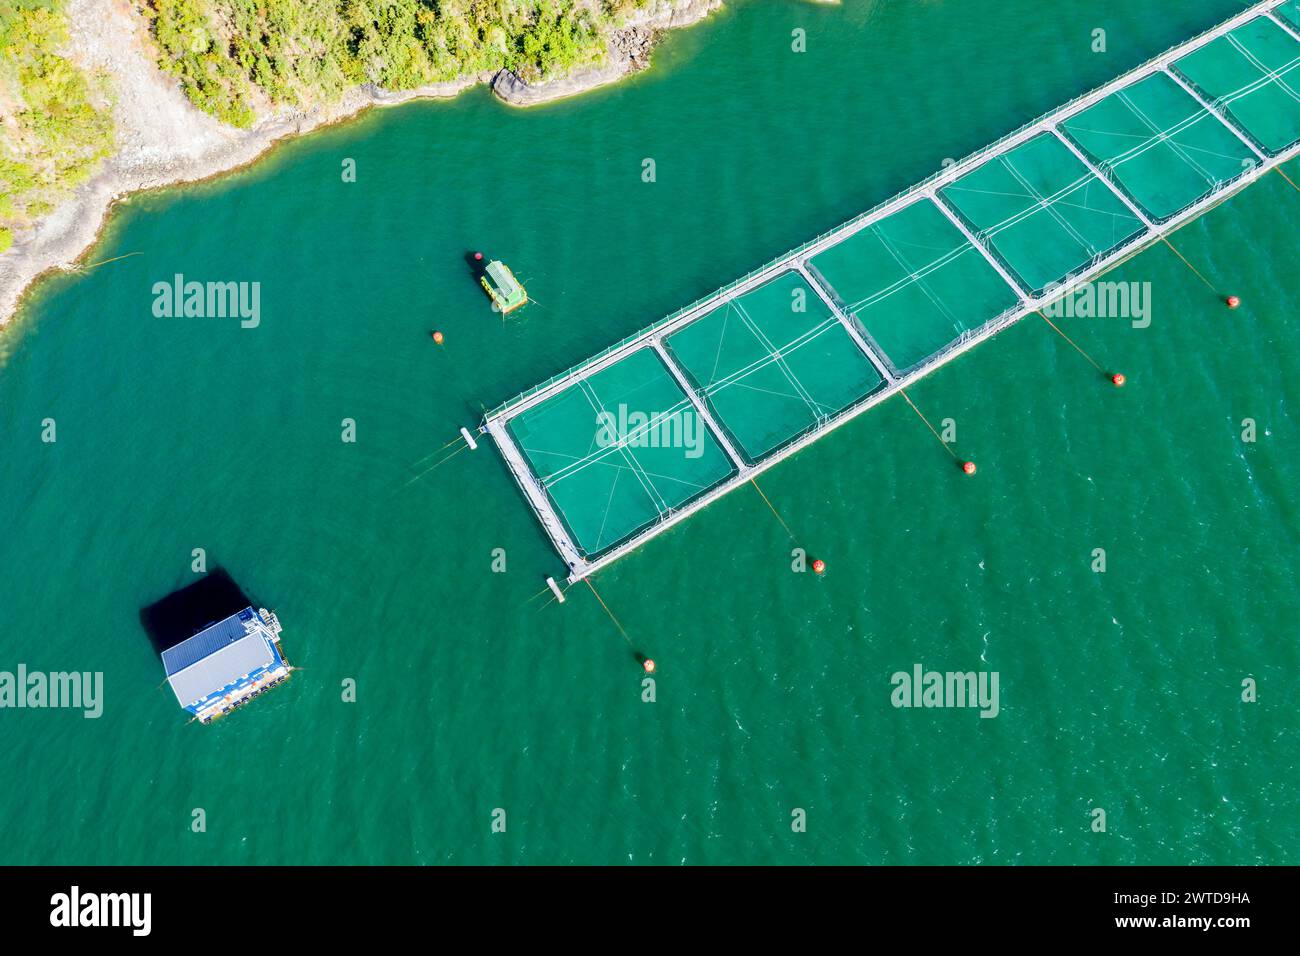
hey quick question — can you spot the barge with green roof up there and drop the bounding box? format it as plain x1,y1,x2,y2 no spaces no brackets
480,258,528,314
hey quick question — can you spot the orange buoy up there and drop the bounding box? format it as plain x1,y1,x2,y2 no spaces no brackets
474,252,484,261
642,658,656,674
812,558,826,575
1226,295,1240,309
432,330,444,345
1111,372,1126,387
962,461,977,475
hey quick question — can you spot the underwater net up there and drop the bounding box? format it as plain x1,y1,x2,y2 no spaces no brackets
807,198,1023,373
1060,71,1259,222
507,348,735,557
662,271,884,462
938,132,1147,297
1173,14,1300,156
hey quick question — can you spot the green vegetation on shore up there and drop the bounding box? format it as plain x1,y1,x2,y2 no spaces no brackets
0,0,665,252
145,0,652,128
0,0,115,251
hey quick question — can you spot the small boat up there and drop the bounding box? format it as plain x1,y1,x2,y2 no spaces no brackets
480,259,528,314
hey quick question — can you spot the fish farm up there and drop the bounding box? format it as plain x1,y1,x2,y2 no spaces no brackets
484,0,1300,582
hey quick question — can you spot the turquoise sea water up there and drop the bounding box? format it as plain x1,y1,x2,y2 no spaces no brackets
1,0,1298,864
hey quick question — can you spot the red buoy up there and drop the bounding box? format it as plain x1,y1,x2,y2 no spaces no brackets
812,559,826,575
1226,295,1240,309
1111,372,1126,387
962,461,977,475
432,330,444,344
474,252,484,262
642,658,656,674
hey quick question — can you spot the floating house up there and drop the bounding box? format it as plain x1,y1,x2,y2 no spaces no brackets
161,606,289,723
480,259,528,314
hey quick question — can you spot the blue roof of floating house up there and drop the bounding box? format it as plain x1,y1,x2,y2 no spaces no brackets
163,607,277,707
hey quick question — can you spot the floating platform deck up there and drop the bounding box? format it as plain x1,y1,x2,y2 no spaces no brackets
485,0,1300,583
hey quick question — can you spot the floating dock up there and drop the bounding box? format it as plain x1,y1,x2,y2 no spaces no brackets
481,259,528,314
161,606,289,723
485,0,1300,582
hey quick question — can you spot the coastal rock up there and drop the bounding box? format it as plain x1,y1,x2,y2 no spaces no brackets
492,58,626,108
491,0,723,107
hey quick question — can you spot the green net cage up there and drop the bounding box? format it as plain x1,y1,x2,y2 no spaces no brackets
808,199,1023,373
938,132,1147,298
1060,71,1259,222
507,348,735,557
663,271,884,462
1172,15,1300,157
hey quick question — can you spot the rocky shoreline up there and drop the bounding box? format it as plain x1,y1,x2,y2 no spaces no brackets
0,0,722,326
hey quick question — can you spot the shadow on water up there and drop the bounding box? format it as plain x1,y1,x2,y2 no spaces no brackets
138,569,254,654
463,249,488,283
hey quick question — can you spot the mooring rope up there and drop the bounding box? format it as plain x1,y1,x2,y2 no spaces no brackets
898,388,959,459
586,579,633,647
750,478,797,542
1034,309,1105,372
